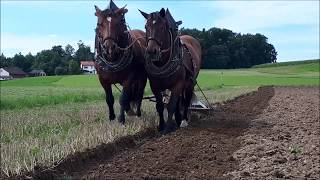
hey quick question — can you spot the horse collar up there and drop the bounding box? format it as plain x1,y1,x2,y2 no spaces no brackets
95,33,134,73
144,40,184,78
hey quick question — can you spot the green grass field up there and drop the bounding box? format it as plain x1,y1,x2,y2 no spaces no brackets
1,60,319,110
0,59,319,176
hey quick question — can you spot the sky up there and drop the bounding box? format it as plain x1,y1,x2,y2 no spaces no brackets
1,0,319,62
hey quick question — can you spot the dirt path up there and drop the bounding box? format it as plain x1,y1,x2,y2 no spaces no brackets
229,87,320,179
13,86,320,179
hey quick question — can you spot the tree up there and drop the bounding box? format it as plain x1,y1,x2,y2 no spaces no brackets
0,53,12,67
1,28,277,71
54,66,67,75
203,45,231,69
68,60,81,74
24,53,35,72
33,50,55,75
12,53,29,71
74,41,94,62
65,44,75,57
181,27,277,68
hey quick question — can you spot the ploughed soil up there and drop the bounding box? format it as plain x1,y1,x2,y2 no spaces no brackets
10,86,320,179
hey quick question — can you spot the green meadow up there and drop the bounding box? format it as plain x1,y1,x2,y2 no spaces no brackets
1,59,319,110
0,59,319,176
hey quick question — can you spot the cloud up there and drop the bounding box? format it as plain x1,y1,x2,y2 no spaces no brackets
212,1,319,32
1,1,318,61
1,32,94,57
207,1,319,61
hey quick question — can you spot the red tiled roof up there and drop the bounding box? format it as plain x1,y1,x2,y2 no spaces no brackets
80,61,95,66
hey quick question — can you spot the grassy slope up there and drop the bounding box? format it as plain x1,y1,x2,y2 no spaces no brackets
252,59,319,68
1,60,319,110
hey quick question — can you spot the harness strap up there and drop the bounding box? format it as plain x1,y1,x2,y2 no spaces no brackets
181,45,196,84
95,32,136,73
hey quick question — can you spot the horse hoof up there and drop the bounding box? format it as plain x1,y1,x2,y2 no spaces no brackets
136,111,142,117
164,122,177,134
175,120,182,127
109,114,116,121
158,124,166,132
180,120,189,128
117,116,125,125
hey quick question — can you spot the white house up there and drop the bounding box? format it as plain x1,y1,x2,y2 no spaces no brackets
0,68,11,80
0,67,28,80
80,61,96,74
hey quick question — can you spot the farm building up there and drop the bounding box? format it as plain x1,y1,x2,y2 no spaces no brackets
80,61,96,74
0,67,27,80
29,69,46,77
0,68,11,80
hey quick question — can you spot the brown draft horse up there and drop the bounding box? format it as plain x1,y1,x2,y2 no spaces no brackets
94,1,147,124
139,8,202,133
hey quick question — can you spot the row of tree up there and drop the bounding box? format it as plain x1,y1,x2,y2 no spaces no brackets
0,41,94,75
180,27,277,68
1,27,278,75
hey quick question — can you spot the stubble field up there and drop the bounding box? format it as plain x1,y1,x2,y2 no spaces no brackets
0,60,319,178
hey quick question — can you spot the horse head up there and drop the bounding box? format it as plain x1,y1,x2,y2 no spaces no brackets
95,0,128,61
139,8,182,64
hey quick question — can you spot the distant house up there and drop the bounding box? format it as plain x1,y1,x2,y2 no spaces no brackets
80,61,96,74
0,67,27,80
0,68,12,80
29,69,46,77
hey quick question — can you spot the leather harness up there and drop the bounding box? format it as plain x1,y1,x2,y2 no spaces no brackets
144,29,196,82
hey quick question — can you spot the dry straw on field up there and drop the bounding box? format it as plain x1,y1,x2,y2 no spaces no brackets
0,87,256,177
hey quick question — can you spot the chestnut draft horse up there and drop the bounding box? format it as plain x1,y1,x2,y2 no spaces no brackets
139,8,202,133
94,1,147,124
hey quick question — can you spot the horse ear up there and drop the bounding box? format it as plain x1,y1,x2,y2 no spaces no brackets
176,20,182,26
116,6,128,15
139,9,149,19
94,5,102,17
159,8,166,18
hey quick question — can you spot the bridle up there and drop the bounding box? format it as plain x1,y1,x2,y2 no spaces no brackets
96,28,144,54
145,26,180,62
144,21,184,78
94,20,144,72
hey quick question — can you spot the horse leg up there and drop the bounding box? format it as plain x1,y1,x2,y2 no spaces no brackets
174,96,182,127
181,88,194,128
104,84,115,121
135,92,143,117
165,84,184,134
135,77,147,117
154,91,165,131
118,86,131,124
